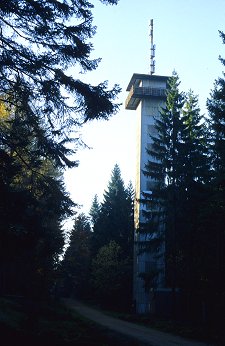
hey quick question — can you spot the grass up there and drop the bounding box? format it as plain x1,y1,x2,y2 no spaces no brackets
0,297,145,346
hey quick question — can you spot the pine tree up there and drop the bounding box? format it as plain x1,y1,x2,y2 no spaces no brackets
90,165,134,308
0,105,74,296
91,164,134,257
180,90,210,282
207,31,225,180
61,213,92,298
142,73,210,318
89,194,101,227
181,91,209,184
142,72,186,289
125,181,135,257
206,31,225,336
0,0,121,167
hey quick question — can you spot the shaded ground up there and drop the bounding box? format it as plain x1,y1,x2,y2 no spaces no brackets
63,298,214,346
0,297,144,346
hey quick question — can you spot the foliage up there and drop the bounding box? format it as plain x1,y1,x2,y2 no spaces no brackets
91,241,132,310
0,0,121,298
0,106,74,297
91,164,134,257
205,30,225,335
0,0,121,167
141,72,210,314
89,165,134,310
207,31,225,180
61,213,92,298
132,32,225,336
58,165,134,309
141,72,185,288
89,194,101,226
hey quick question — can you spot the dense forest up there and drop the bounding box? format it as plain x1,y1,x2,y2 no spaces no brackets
0,0,120,298
141,63,225,338
61,164,134,310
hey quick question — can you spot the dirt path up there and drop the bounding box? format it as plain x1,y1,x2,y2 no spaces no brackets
63,298,213,346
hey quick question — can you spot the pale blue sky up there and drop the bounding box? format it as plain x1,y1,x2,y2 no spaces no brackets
64,0,225,217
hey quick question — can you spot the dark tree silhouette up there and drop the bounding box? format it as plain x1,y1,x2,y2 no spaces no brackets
0,107,74,296
61,213,92,298
0,0,121,167
91,164,134,257
142,73,210,319
206,30,225,339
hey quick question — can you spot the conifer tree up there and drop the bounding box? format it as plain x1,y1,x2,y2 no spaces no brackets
206,31,225,334
142,72,185,289
181,91,209,184
170,91,211,321
125,181,135,257
89,166,134,309
142,73,210,314
0,0,120,167
91,164,134,257
89,194,101,227
61,213,92,297
207,31,225,180
0,107,74,296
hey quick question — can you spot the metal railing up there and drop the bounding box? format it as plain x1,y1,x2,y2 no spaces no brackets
133,86,166,97
125,86,166,109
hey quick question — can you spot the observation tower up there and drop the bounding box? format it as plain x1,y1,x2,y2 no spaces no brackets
125,20,169,313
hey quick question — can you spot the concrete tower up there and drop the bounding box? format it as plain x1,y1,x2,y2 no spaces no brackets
125,20,169,314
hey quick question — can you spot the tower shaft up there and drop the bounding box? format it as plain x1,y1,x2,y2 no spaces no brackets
126,73,168,313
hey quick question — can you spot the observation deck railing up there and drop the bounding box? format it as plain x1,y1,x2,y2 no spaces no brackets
125,86,167,110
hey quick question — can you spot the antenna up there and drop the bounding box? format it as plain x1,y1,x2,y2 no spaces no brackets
149,19,156,75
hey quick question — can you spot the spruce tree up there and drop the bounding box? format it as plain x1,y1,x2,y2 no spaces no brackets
91,164,134,257
89,165,134,308
0,0,120,167
181,90,209,185
89,194,101,227
0,107,74,296
207,31,225,179
206,30,225,335
180,90,209,280
61,213,92,298
142,72,186,290
143,73,210,318
125,181,135,257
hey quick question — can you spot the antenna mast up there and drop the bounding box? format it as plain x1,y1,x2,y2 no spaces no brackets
149,19,155,75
